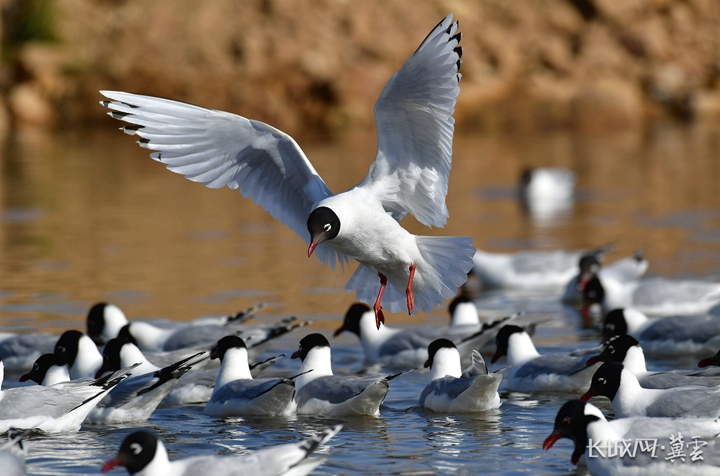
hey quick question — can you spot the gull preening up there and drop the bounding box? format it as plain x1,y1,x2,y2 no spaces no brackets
100,13,474,327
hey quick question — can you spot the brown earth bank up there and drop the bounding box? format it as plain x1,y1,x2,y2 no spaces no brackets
1,0,720,135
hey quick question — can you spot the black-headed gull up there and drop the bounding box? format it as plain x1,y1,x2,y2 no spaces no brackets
86,301,267,345
54,330,103,379
471,244,620,290
291,333,411,416
600,308,720,357
582,361,720,418
0,355,130,433
583,335,720,388
102,425,341,476
204,336,296,417
581,273,720,318
562,251,648,304
100,14,475,328
491,325,599,393
0,429,29,476
518,167,576,226
419,338,501,412
21,350,196,424
544,400,720,473
333,302,513,367
97,337,217,406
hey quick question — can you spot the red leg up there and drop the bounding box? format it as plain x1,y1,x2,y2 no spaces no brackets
406,263,416,315
374,273,387,329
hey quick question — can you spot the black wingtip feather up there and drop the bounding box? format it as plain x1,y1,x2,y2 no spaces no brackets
110,111,132,120
451,32,462,44
454,46,463,58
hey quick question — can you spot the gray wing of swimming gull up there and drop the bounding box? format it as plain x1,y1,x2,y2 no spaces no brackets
210,378,293,403
378,328,436,357
0,386,99,419
645,386,720,418
295,376,387,407
513,353,586,379
639,316,720,343
419,376,475,405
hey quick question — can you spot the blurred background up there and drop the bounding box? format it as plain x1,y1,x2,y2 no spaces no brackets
0,0,719,331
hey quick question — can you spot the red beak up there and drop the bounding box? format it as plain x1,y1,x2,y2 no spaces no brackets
18,373,31,382
586,355,602,366
698,358,714,368
580,391,594,402
542,432,561,451
308,241,318,258
101,458,122,473
291,351,300,359
333,327,344,337
423,360,430,368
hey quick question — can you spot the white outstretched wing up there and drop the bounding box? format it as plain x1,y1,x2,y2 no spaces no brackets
100,91,349,269
360,13,462,227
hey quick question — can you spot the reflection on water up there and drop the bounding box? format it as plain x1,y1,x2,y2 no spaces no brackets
0,122,719,475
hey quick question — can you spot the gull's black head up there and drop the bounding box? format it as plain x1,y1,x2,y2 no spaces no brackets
20,353,68,383
211,335,247,361
86,302,108,341
97,337,133,377
291,333,330,361
117,324,138,346
582,362,623,403
544,399,598,464
334,303,370,338
491,325,524,364
54,330,84,366
102,430,158,474
602,309,628,342
307,207,340,257
588,334,639,367
425,338,457,368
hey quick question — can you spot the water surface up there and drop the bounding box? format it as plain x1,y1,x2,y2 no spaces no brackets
1,122,720,474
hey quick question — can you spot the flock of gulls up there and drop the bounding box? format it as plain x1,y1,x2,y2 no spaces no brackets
2,12,720,476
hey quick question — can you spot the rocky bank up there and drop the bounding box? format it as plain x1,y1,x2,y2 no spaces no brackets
2,0,720,135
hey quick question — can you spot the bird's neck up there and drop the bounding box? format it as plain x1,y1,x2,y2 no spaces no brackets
507,332,541,365
119,344,159,374
103,304,129,340
127,322,174,352
71,336,104,379
358,314,397,355
623,346,648,376
214,348,252,391
44,366,71,386
622,308,648,334
450,302,479,326
614,369,656,417
296,347,333,389
144,440,173,475
429,348,462,380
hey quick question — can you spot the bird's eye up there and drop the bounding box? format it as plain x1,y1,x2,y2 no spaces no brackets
57,346,65,353
609,346,615,354
33,363,39,371
323,223,332,232
130,443,143,455
598,377,606,385
606,324,615,331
